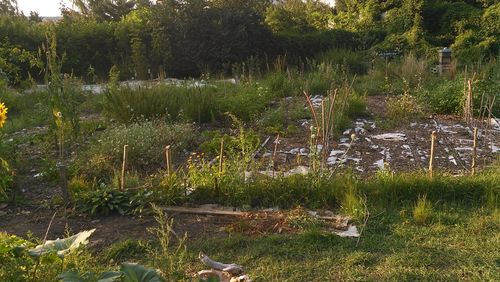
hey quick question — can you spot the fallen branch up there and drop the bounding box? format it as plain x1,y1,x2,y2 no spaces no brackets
163,206,350,226
198,253,252,282
199,252,244,275
164,206,246,217
252,136,271,158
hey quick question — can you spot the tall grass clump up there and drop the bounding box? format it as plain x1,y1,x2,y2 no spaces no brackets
340,180,367,221
413,195,433,225
104,84,217,123
363,171,499,207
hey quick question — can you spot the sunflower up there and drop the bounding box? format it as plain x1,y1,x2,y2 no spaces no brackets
0,102,7,128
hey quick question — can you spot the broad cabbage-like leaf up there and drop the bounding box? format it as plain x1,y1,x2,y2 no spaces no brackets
97,271,123,282
120,263,164,282
29,229,96,258
57,270,88,282
57,270,121,282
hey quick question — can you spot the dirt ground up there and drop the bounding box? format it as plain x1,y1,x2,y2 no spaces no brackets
259,95,499,176
1,95,498,248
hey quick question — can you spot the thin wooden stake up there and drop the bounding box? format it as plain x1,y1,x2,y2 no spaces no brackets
472,127,478,176
165,145,171,176
120,144,128,190
321,100,327,167
272,134,280,178
429,131,436,178
466,79,473,125
218,138,224,176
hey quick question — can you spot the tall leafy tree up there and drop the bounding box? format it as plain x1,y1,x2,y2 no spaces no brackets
0,0,18,15
71,0,142,21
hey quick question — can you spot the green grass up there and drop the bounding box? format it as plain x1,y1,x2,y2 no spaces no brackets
3,205,497,281
186,207,499,281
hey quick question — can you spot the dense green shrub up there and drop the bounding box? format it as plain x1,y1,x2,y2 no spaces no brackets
216,83,274,121
104,84,218,123
79,121,195,179
318,48,370,75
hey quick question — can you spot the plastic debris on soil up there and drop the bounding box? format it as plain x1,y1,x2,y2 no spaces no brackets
334,225,360,238
371,133,407,141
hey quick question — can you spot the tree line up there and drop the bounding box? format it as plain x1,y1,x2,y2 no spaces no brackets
0,0,498,86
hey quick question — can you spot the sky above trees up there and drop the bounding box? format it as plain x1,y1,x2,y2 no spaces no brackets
18,0,73,17
17,0,336,17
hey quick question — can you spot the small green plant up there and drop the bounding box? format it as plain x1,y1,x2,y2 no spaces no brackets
386,93,425,125
0,233,34,281
58,263,164,282
413,194,433,225
148,204,188,281
79,186,152,216
0,101,12,201
341,188,367,221
103,239,148,264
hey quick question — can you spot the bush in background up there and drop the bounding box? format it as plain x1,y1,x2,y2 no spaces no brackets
78,121,195,180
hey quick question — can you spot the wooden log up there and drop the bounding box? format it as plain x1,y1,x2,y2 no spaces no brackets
164,206,246,217
162,206,350,228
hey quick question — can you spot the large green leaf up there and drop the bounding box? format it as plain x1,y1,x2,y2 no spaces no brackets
57,270,88,282
97,271,122,282
120,263,164,282
29,229,96,258
57,270,121,282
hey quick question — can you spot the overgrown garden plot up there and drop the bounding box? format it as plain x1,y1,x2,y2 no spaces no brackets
1,1,499,280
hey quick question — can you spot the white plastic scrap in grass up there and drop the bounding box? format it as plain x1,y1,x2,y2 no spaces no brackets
29,229,96,258
489,118,500,131
373,159,385,169
334,225,360,238
491,143,499,153
448,155,458,166
372,133,407,141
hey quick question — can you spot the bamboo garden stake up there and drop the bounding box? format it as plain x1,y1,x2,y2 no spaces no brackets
429,131,436,178
120,144,128,190
165,145,171,176
472,128,478,176
272,134,280,178
218,138,224,176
